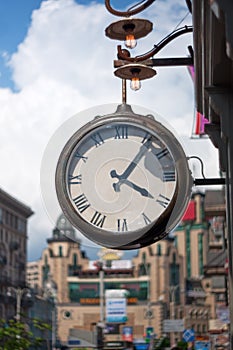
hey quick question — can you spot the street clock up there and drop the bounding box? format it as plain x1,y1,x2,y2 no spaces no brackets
55,104,192,249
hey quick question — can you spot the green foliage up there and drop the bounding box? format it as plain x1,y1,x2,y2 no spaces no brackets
0,318,51,350
177,340,188,350
153,336,170,349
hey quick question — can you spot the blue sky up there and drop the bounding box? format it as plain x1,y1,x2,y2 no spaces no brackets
0,0,43,88
0,0,148,89
0,0,220,261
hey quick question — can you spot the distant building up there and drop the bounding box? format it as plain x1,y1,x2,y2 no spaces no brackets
27,193,220,344
203,190,229,334
0,187,33,320
27,213,184,342
27,260,40,290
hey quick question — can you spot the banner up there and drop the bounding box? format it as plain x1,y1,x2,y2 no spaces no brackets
122,326,133,342
187,65,209,137
106,298,127,323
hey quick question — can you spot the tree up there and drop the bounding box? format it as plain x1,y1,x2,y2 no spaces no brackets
0,318,51,350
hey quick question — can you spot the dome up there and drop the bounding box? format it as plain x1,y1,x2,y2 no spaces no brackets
53,213,77,241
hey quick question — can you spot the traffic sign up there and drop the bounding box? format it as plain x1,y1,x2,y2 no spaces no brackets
183,329,195,342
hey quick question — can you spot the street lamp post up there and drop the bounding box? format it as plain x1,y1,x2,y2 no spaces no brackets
94,260,105,325
143,263,153,327
7,287,31,321
99,264,105,325
44,274,58,350
169,285,179,347
93,260,105,350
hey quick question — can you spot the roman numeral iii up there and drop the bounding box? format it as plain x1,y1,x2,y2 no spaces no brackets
163,171,175,182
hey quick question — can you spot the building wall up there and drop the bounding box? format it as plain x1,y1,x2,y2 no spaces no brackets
27,261,40,289
28,231,184,342
37,240,89,303
56,302,164,342
173,193,209,280
0,188,33,320
26,192,225,343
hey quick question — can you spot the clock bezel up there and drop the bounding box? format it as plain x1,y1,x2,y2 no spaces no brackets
55,104,193,249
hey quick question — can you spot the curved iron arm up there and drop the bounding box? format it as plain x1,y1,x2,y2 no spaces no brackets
117,25,193,62
105,0,156,17
185,0,192,14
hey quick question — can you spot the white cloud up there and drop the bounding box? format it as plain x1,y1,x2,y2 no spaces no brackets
0,0,220,261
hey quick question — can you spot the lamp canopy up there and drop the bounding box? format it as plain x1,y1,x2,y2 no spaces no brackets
105,18,153,41
114,63,157,81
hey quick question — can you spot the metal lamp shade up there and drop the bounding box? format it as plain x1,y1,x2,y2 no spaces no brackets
105,18,153,40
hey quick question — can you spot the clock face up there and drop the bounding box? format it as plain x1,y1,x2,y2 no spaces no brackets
56,108,192,248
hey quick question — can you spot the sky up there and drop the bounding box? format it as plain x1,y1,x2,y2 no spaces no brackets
0,0,220,262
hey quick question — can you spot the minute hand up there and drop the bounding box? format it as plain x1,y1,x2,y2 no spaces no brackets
111,138,152,180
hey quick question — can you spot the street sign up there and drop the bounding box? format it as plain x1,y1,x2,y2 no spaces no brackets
133,343,150,350
106,298,127,323
122,326,133,342
183,329,195,342
195,341,210,350
163,319,184,332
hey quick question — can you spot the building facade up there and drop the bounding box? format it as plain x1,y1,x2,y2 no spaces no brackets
26,191,225,345
192,0,233,345
0,187,33,320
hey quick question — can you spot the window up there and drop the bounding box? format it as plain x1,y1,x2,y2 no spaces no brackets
157,244,161,256
59,246,63,257
63,310,72,319
0,208,3,224
43,255,49,282
73,253,77,266
17,218,26,232
198,233,204,275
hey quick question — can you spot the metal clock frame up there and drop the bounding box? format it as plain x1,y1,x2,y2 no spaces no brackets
55,104,193,249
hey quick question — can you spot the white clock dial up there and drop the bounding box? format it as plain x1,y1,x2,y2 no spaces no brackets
56,105,192,248
67,122,176,233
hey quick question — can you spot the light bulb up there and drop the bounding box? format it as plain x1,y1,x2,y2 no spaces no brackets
130,77,141,91
125,34,137,49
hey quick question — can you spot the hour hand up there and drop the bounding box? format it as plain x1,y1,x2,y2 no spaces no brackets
113,179,154,199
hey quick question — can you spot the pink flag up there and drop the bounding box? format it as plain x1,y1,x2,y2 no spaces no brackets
188,66,209,136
